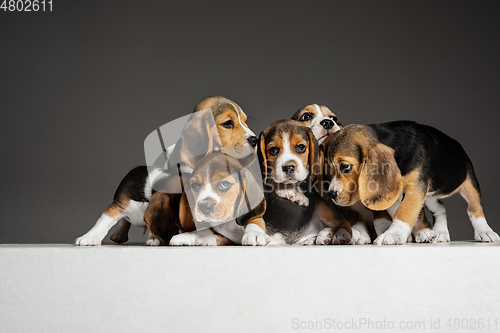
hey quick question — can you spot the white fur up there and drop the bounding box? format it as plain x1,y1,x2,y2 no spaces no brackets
328,175,344,195
212,221,245,244
123,200,148,227
425,197,450,242
331,228,352,244
75,213,124,246
267,233,287,246
295,216,325,245
242,224,269,246
469,215,500,242
414,228,437,243
351,222,371,244
193,170,222,223
146,232,161,246
170,229,219,246
315,227,333,245
308,104,341,143
373,219,412,245
274,187,309,206
273,134,308,183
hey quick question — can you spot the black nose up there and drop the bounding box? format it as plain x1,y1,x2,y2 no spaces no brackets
248,136,258,147
198,201,215,215
282,165,295,175
329,191,338,200
320,119,334,130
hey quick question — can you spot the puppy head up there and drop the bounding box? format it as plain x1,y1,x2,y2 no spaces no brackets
322,125,403,210
188,152,264,224
195,96,257,155
292,104,341,144
259,120,319,184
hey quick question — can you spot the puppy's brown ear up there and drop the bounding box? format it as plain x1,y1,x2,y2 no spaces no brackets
358,143,403,211
235,168,266,226
306,127,320,179
257,132,268,181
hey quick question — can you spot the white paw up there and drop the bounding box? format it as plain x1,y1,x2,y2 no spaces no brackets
475,231,500,243
434,231,450,243
242,224,269,246
415,228,437,243
373,219,411,245
275,188,309,206
169,231,217,246
316,227,333,245
351,228,371,245
146,237,161,246
331,228,352,245
75,234,102,246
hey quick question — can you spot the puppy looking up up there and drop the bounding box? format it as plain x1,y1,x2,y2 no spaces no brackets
322,121,499,245
259,120,352,245
292,104,341,144
75,96,257,246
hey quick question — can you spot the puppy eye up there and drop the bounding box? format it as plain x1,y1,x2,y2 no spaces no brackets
218,181,232,192
339,163,352,174
299,113,313,121
191,183,202,192
296,144,306,154
221,120,234,129
269,147,280,156
330,116,338,122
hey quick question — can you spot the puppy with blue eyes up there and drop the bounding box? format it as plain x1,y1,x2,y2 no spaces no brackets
259,119,352,245
166,152,267,246
292,104,341,144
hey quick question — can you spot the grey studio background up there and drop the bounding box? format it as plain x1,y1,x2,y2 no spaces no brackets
1,0,499,244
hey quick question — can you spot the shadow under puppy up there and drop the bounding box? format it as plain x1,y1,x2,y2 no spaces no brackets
259,119,352,245
321,120,499,245
161,152,267,246
75,96,257,246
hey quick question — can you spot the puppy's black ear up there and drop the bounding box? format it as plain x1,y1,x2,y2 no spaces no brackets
257,132,268,181
359,143,403,211
306,127,320,179
235,168,266,226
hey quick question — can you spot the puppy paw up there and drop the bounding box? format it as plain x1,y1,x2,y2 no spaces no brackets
169,231,217,246
242,224,269,246
433,231,450,243
75,235,102,246
373,220,411,245
415,228,437,243
146,236,161,246
475,231,500,243
291,192,309,207
331,228,352,245
110,232,128,244
316,227,333,245
351,228,371,245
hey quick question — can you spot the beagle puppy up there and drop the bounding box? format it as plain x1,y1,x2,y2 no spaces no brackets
259,119,352,245
322,120,499,245
165,152,267,246
75,96,258,246
292,104,341,144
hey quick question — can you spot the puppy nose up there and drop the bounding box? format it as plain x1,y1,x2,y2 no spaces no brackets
198,201,215,215
329,191,338,200
320,119,334,130
282,165,295,175
247,136,258,147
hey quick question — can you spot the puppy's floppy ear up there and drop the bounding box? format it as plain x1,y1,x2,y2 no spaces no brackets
257,132,268,181
235,168,266,226
358,143,403,211
306,127,320,179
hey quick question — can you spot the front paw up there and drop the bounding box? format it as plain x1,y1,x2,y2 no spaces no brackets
475,231,500,243
169,231,217,246
373,220,411,245
75,234,102,246
351,228,371,245
316,227,333,245
331,228,352,245
242,224,269,246
415,228,437,243
290,192,309,207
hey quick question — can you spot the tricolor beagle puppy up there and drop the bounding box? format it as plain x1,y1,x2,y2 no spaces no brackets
322,120,499,245
163,152,267,246
75,96,257,246
259,119,352,245
292,104,341,144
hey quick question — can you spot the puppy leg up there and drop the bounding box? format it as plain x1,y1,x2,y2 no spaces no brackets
459,177,499,242
425,198,450,242
170,228,232,246
242,218,269,246
145,231,161,246
143,192,182,245
75,201,127,246
374,178,426,245
314,199,352,245
413,208,437,243
351,222,371,245
109,219,131,244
